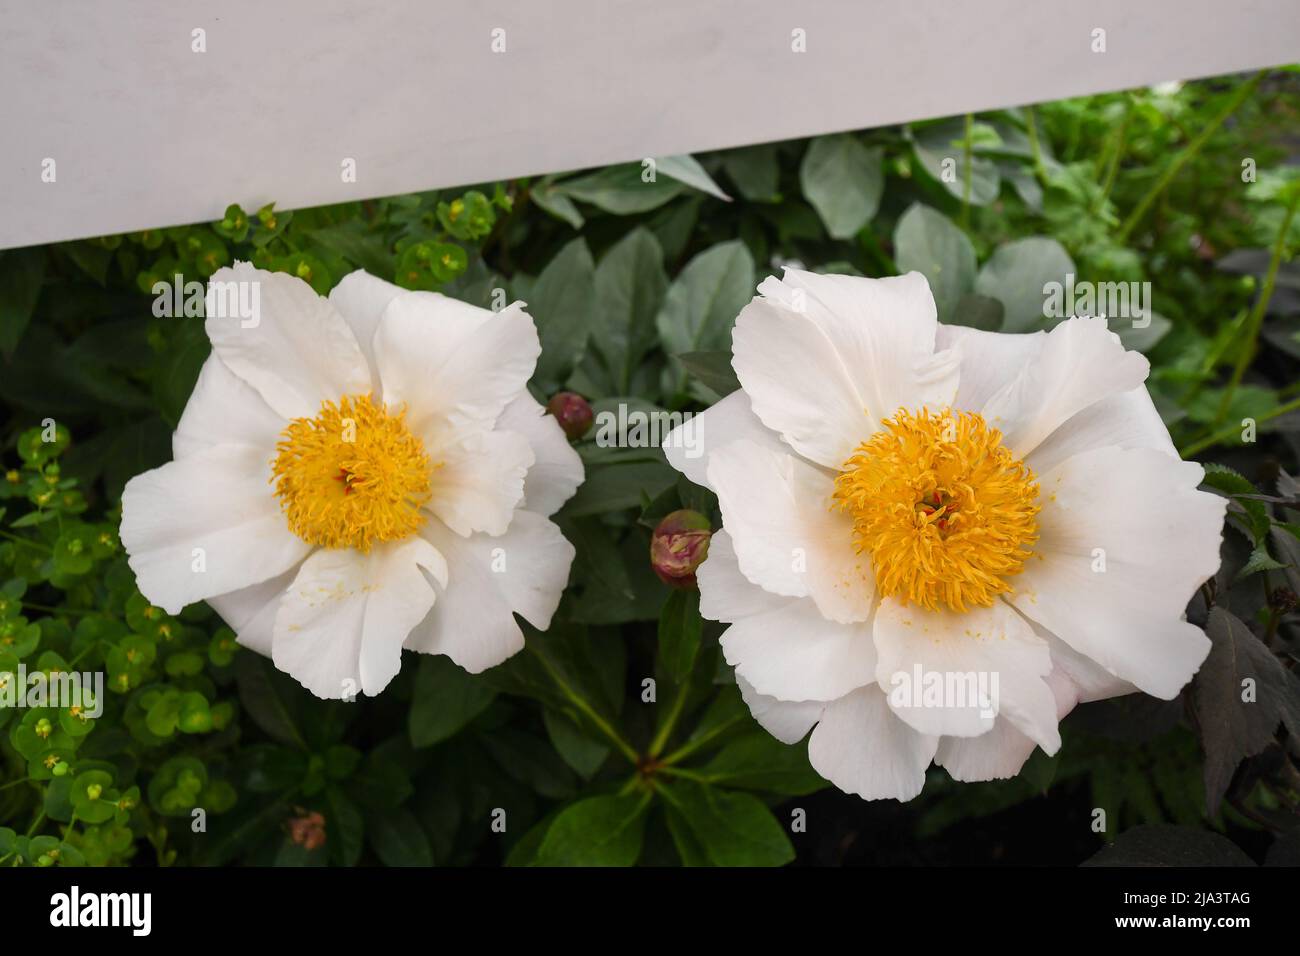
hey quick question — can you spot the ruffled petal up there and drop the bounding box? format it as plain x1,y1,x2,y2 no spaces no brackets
272,536,447,699
120,445,312,615
497,393,584,516
807,685,939,801
1010,446,1224,698
204,262,371,420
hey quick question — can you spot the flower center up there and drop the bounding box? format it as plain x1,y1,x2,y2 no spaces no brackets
271,393,432,552
833,408,1040,613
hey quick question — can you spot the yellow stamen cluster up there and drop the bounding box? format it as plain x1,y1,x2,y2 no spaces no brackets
833,408,1040,613
271,393,432,552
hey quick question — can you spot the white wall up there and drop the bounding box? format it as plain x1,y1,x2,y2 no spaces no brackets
1,0,1297,249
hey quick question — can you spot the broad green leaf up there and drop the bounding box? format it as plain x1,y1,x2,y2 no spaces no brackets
975,236,1075,332
557,164,685,215
660,780,794,867
720,144,780,202
532,793,651,866
528,238,596,391
695,731,826,795
0,247,45,357
408,655,497,749
593,228,669,394
893,203,976,323
1193,607,1300,814
673,350,740,397
563,460,678,517
654,155,731,202
799,135,884,239
655,241,754,392
911,119,1001,206
368,808,434,866
658,589,703,683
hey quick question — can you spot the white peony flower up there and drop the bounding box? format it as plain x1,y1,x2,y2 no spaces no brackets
120,263,582,699
663,269,1226,800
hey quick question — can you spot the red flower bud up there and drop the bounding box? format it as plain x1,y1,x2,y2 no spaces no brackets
546,391,594,441
650,509,712,589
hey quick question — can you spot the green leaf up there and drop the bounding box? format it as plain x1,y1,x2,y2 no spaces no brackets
367,808,434,866
975,236,1076,332
532,793,651,866
655,241,754,391
673,351,740,397
409,655,497,748
695,732,826,795
592,228,669,394
564,460,678,517
893,203,976,323
1193,606,1300,814
800,135,884,239
557,164,685,215
530,180,585,229
720,144,780,202
1083,825,1254,867
660,780,794,867
654,155,731,202
0,248,46,357
658,588,702,683
912,119,1001,206
529,238,596,391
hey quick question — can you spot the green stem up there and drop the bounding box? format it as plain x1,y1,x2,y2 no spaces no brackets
533,651,639,765
661,710,748,766
0,530,51,552
657,765,710,783
1213,189,1299,425
961,113,974,230
1094,100,1132,212
1117,72,1264,241
1024,104,1049,185
1180,394,1300,458
648,685,690,759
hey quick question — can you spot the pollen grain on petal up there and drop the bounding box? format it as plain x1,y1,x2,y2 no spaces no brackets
271,393,432,552
832,407,1040,614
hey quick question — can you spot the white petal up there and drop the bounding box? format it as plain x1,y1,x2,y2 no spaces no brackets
120,445,312,615
873,597,1060,751
936,323,1046,414
1026,385,1175,476
807,685,939,801
732,269,959,469
1010,446,1224,698
720,599,876,702
427,429,533,537
661,389,789,491
173,355,285,460
406,510,574,672
497,393,583,516
981,316,1149,458
697,530,790,623
707,439,874,621
272,536,447,699
207,565,299,657
935,668,1078,782
328,270,407,382
373,293,539,446
204,262,372,420
736,674,826,744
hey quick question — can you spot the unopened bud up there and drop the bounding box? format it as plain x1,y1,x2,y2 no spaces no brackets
650,509,712,588
545,392,593,441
